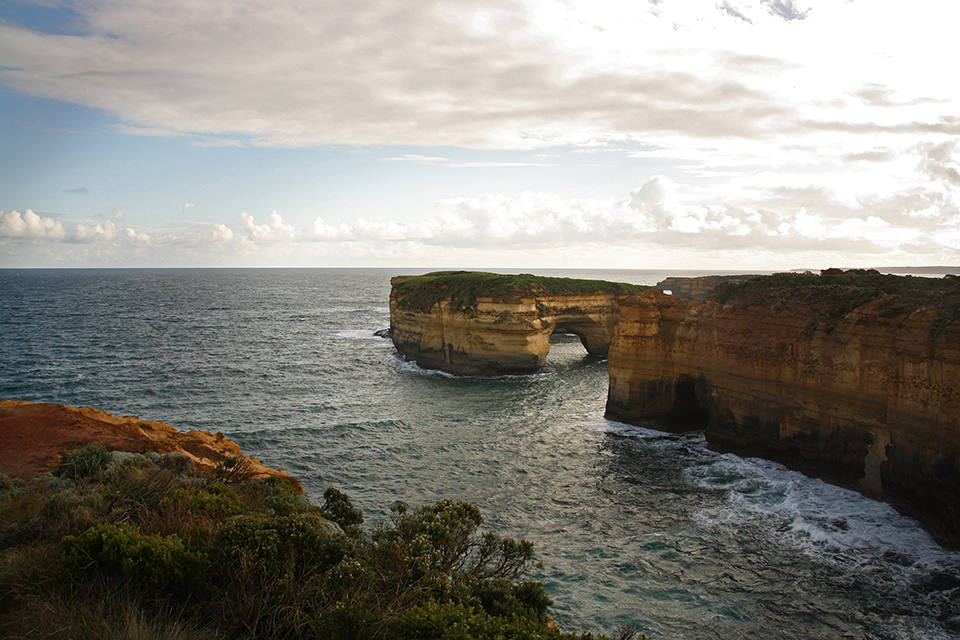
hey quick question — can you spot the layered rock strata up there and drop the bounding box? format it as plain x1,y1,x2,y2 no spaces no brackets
390,276,636,375
0,400,300,489
606,288,960,546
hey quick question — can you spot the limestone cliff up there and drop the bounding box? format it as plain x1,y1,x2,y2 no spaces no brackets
606,276,960,547
390,272,643,375
0,400,300,490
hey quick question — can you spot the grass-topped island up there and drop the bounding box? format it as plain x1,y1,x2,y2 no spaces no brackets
389,272,646,376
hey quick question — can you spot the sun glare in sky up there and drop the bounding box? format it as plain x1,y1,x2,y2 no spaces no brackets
1,0,958,269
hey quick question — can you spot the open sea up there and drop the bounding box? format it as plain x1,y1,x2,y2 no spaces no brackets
1,267,959,639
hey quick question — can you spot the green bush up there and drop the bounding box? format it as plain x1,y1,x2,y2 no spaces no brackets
372,500,535,584
390,601,598,640
164,485,244,518
3,444,615,640
56,445,113,481
212,513,351,577
321,487,364,537
61,523,208,594
455,576,554,622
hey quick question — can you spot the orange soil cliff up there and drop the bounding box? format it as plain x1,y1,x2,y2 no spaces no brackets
0,400,300,490
606,288,960,547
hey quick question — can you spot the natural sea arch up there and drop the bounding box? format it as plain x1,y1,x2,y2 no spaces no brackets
388,272,644,376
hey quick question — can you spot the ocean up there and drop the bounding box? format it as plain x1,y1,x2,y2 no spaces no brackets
1,267,958,639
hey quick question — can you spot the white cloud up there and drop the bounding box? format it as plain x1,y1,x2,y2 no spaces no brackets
240,210,296,243
0,210,67,239
0,0,955,151
3,172,958,267
72,220,118,243
125,226,151,246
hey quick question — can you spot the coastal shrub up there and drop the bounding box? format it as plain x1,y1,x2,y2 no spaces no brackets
321,486,364,537
214,455,257,484
56,445,113,481
712,268,960,310
212,513,351,576
2,444,614,640
373,500,536,582
165,485,244,519
0,588,220,640
389,600,599,640
61,523,208,594
454,576,554,622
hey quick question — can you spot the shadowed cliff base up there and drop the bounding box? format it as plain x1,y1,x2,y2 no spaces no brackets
390,271,646,376
606,270,960,548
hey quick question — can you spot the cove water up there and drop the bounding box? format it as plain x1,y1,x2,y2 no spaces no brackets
2,268,959,640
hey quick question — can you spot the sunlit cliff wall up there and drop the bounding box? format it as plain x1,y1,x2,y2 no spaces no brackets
390,288,625,376
606,288,960,546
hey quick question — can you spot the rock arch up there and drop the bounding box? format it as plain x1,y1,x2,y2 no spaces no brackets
390,288,630,376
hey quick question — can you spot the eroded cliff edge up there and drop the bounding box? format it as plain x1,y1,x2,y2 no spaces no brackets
0,399,300,489
390,271,644,375
605,271,960,546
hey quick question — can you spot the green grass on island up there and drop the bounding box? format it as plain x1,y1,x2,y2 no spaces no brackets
0,445,639,640
712,268,960,333
392,271,647,313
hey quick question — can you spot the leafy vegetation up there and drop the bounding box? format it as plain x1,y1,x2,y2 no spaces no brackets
712,269,960,333
393,271,646,313
0,445,611,640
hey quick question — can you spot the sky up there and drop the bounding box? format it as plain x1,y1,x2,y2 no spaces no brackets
1,0,959,270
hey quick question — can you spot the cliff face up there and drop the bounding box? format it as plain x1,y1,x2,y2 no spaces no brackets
606,288,960,546
390,288,625,375
0,400,300,489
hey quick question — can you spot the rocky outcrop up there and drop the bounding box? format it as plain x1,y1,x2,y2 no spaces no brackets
0,400,300,489
392,291,624,375
390,273,642,375
605,287,960,547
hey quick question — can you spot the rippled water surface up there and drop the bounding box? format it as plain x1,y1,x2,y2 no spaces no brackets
2,268,959,639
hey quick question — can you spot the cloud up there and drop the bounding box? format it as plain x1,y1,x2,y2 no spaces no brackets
63,187,89,194
0,210,67,239
916,140,960,187
182,202,196,213
852,83,948,108
71,220,118,243
384,154,551,168
0,0,954,161
240,210,296,243
841,148,897,163
718,2,754,25
762,0,810,21
4,166,959,267
0,0,904,150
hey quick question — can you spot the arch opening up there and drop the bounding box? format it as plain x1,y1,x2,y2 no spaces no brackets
666,375,710,428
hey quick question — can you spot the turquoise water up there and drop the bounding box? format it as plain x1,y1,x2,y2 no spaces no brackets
1,268,958,639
